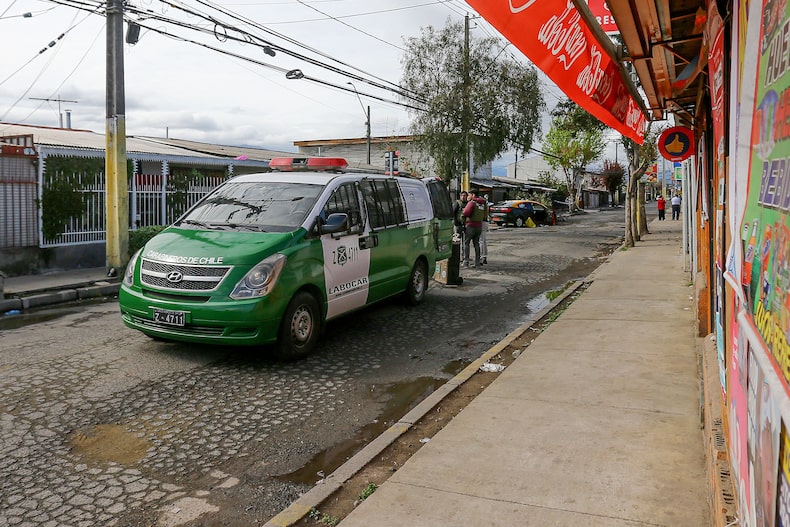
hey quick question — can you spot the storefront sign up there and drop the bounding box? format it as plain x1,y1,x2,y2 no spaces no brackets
464,0,647,144
658,126,694,162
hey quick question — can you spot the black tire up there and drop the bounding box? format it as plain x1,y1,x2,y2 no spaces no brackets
514,216,525,228
404,259,428,305
276,291,321,360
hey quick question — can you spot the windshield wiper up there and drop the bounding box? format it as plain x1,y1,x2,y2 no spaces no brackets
179,219,217,229
215,223,264,232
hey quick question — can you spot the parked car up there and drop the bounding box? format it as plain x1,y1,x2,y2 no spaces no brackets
489,199,553,227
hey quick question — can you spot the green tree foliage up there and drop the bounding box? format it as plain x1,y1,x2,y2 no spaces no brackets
39,157,105,241
542,99,606,210
400,19,545,183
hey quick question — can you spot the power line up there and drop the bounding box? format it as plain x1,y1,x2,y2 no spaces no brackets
154,0,423,100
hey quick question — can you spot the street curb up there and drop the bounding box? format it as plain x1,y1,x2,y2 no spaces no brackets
263,279,586,527
1,283,121,314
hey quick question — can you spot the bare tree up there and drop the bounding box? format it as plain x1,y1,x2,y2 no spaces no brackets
621,125,662,247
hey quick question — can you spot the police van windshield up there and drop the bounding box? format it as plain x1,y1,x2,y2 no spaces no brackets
176,181,323,232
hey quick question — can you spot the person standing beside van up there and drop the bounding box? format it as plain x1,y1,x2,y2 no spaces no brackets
454,191,469,261
479,194,491,264
462,191,486,268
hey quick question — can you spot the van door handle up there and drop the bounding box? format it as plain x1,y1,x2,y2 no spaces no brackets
359,234,378,249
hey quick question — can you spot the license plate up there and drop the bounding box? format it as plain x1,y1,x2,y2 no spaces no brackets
152,308,186,327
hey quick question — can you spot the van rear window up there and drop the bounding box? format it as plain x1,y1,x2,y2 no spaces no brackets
176,181,322,232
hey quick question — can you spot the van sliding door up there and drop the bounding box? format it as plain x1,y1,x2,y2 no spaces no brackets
361,179,412,302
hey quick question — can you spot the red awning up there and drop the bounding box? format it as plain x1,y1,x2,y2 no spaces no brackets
465,0,647,144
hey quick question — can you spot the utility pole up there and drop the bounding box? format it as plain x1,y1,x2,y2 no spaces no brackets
347,82,371,164
461,13,471,192
105,0,129,275
365,105,371,165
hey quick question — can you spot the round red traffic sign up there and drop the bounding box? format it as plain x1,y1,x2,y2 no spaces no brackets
658,127,694,162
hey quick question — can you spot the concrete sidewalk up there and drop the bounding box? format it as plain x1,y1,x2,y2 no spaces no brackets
331,218,710,526
0,266,119,313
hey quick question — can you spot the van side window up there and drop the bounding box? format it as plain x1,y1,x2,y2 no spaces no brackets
362,179,405,229
424,180,454,220
323,183,362,231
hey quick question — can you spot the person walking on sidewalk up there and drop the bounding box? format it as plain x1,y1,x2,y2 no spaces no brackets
462,191,486,268
671,194,681,220
656,195,666,220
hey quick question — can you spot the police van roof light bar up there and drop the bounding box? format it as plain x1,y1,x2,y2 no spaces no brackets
269,157,348,172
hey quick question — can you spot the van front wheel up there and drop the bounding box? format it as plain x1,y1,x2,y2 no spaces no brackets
276,291,321,360
405,260,428,305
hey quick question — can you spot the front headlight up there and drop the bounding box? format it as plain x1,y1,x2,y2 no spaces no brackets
124,249,143,286
230,253,287,299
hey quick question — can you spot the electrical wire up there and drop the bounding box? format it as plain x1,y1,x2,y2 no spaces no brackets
43,0,426,105
182,0,422,98
262,0,459,25
0,0,17,19
293,0,404,51
0,4,100,120
136,0,424,102
11,23,104,125
128,18,427,113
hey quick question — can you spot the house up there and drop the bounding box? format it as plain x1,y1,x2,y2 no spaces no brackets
294,135,513,200
0,122,291,276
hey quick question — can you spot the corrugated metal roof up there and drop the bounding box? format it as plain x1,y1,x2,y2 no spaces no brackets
0,123,219,157
133,136,297,161
0,124,284,170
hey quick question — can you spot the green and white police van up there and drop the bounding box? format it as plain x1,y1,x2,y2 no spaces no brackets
119,157,454,359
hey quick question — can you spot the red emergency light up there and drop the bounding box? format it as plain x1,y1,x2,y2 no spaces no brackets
269,157,348,172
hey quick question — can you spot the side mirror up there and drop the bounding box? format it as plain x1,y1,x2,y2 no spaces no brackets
319,213,349,235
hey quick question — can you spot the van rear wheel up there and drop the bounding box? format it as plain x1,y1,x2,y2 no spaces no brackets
405,260,428,305
276,291,321,360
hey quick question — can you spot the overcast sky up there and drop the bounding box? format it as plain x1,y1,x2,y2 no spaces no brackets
1,0,620,167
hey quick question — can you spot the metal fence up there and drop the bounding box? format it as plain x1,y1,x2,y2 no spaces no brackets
41,164,228,248
0,156,38,249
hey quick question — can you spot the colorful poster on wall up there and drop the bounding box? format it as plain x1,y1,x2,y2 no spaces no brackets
742,0,790,385
779,423,790,526
725,0,761,301
730,319,751,522
748,348,780,527
708,1,726,185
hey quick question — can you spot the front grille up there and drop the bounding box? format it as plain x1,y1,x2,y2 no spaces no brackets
140,258,231,292
129,315,225,336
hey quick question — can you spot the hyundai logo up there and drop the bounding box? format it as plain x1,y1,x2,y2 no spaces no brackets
166,271,184,283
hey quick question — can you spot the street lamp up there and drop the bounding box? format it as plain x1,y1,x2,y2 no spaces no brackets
347,82,371,164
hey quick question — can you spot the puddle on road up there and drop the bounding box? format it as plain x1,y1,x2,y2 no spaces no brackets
0,297,114,331
278,376,447,486
525,293,551,313
70,423,151,466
